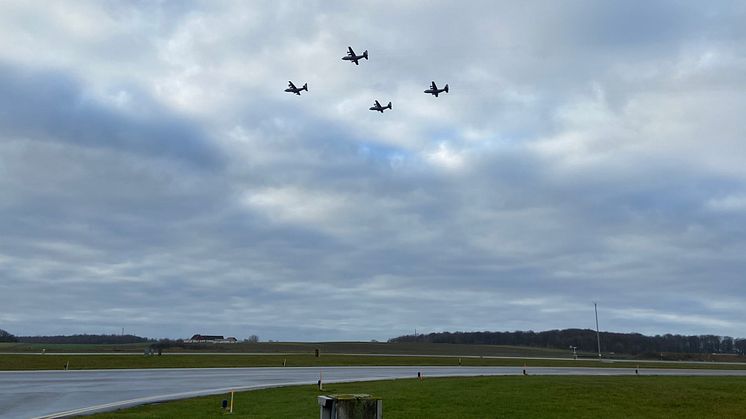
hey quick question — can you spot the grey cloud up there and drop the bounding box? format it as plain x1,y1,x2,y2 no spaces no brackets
0,63,223,168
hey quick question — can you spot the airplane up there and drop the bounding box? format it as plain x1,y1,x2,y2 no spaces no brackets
424,81,449,97
284,81,308,95
369,100,392,113
342,46,368,65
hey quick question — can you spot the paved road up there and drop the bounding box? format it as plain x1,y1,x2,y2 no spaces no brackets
3,366,746,419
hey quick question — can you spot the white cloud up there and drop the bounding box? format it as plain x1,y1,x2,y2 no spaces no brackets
425,142,465,170
243,186,349,228
610,308,736,330
706,195,746,212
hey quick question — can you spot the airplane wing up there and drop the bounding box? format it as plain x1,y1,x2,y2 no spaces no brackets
347,46,355,57
288,81,297,90
374,100,381,108
431,81,437,90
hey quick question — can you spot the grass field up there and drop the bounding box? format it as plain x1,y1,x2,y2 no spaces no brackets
0,341,577,357
0,342,151,353
91,375,746,418
4,341,743,364
3,353,746,371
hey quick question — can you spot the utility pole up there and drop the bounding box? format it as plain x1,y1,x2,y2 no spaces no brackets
594,302,601,359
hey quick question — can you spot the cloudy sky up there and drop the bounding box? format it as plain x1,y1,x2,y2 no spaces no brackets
1,1,745,341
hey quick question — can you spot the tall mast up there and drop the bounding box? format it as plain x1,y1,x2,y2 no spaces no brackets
594,302,601,358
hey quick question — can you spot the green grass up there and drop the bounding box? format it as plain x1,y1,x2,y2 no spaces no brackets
0,341,576,357
4,341,743,364
91,375,746,418
0,342,151,353
3,353,746,371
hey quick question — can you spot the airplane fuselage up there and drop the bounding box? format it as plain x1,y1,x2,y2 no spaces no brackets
424,88,447,97
284,82,307,95
369,101,392,113
425,82,449,97
342,55,365,65
342,48,368,65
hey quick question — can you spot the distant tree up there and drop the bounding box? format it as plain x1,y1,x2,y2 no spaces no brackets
245,335,259,343
388,329,746,356
19,334,151,344
0,329,18,342
735,339,746,355
151,338,186,351
721,336,734,353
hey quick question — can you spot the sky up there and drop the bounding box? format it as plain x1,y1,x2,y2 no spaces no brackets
1,1,745,342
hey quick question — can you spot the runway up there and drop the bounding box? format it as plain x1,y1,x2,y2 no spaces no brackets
3,366,746,418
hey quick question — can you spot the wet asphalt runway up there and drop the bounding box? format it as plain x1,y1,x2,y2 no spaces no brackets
3,366,746,418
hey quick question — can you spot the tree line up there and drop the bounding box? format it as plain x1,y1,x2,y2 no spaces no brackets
0,330,261,346
17,334,152,344
0,329,17,342
389,328,746,356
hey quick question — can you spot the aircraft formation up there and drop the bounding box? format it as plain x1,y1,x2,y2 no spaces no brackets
285,46,448,113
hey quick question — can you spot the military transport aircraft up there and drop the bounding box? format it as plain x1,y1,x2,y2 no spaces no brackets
424,81,449,97
342,46,368,65
284,81,308,95
369,100,392,113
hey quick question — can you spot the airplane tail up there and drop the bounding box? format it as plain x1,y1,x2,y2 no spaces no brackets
387,101,392,110
363,50,368,60
303,83,308,91
444,84,449,93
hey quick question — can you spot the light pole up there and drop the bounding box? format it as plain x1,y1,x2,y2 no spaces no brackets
594,302,601,359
